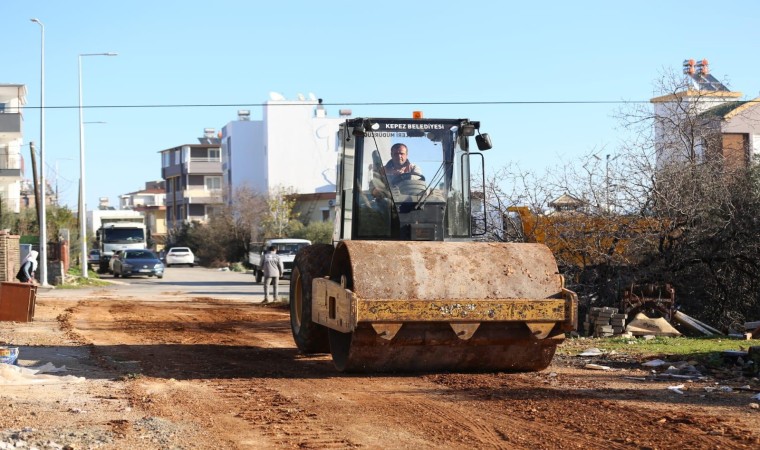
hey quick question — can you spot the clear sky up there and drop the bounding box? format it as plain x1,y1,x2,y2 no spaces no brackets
3,0,760,211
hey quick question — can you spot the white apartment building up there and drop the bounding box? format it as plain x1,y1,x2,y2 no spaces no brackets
0,84,27,213
119,180,166,210
221,93,350,202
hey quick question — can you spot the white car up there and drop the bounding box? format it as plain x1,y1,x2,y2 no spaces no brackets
165,247,195,267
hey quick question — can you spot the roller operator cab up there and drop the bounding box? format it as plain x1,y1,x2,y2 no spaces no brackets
289,116,578,372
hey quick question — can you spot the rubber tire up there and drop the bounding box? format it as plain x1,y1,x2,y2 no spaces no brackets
290,243,333,354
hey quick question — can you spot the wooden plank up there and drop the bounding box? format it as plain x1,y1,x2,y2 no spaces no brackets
672,311,714,336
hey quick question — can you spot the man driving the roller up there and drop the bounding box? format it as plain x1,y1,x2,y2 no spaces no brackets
371,143,423,198
385,144,421,181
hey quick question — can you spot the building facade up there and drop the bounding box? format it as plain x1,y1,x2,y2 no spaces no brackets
220,94,350,205
0,84,27,213
652,59,760,169
160,129,223,230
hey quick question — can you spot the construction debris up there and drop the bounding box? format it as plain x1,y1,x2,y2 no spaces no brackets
642,359,667,368
745,321,760,339
584,363,612,371
621,283,676,322
585,307,627,337
672,311,723,336
625,312,681,337
578,348,604,356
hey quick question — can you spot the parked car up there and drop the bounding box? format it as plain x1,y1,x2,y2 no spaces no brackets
87,250,101,271
165,247,195,267
112,249,165,278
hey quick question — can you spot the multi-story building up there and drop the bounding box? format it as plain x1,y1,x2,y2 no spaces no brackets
0,84,27,213
652,59,760,169
119,180,167,250
160,129,223,230
220,94,350,224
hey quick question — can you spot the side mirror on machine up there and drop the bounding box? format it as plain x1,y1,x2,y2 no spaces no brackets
476,133,492,151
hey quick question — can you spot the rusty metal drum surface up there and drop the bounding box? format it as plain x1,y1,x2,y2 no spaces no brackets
325,241,565,373
333,241,562,301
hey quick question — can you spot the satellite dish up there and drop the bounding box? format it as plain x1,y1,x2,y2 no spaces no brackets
308,93,317,101
269,92,286,101
297,93,306,101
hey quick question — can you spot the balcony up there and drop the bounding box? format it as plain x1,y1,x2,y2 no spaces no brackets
162,164,182,179
0,113,22,142
187,158,222,174
165,188,223,206
0,153,22,178
185,187,223,204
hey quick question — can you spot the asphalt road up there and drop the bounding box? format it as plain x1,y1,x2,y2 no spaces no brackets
41,267,286,303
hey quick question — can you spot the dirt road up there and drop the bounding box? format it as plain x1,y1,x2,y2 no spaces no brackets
2,285,759,449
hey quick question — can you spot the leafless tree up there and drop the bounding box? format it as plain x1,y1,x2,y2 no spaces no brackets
478,67,760,327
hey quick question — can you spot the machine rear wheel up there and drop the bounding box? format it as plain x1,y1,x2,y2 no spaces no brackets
290,244,334,354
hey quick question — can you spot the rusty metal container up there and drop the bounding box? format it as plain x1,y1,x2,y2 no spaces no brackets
0,282,38,322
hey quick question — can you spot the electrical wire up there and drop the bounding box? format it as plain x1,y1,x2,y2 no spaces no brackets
17,99,746,110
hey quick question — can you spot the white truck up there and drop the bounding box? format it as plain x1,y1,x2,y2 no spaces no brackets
249,238,311,282
95,216,149,273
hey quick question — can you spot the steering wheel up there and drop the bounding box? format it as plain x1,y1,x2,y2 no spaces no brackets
393,173,425,183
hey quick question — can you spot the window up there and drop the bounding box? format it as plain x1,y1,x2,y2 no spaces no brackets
321,209,330,221
208,148,220,161
174,149,181,164
205,176,221,191
162,152,171,167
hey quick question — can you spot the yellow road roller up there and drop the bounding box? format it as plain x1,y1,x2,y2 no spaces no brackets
290,116,577,372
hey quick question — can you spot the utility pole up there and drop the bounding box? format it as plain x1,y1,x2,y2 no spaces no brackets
30,142,41,226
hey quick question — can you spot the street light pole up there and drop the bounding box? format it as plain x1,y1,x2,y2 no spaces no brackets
78,52,117,278
31,18,48,286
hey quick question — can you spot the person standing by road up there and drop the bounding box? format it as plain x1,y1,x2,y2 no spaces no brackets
259,246,284,303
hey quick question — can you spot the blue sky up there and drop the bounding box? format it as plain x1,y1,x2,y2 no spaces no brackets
3,0,760,211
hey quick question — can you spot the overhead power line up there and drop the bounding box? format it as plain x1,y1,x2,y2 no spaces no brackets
15,98,759,111
17,99,678,110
